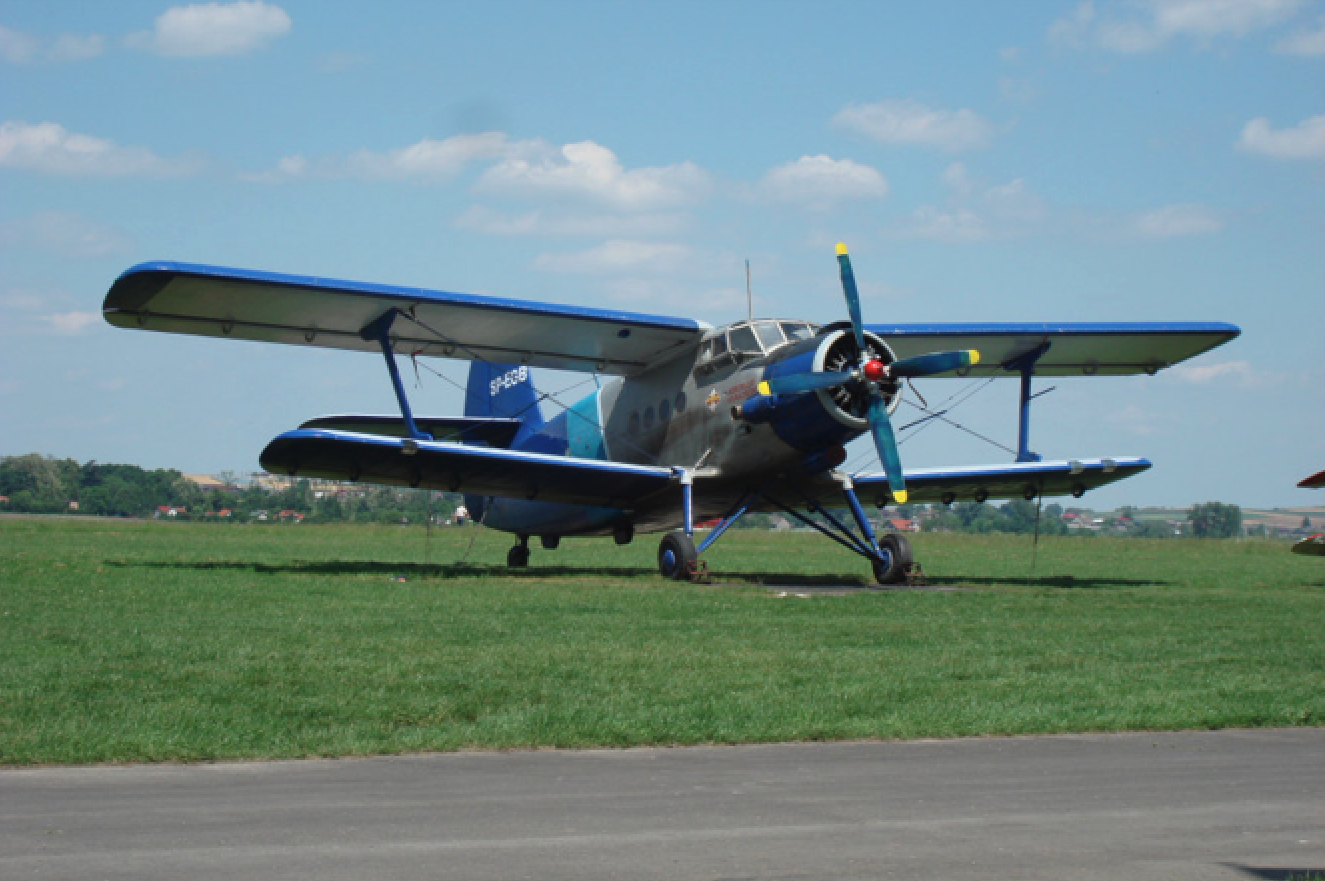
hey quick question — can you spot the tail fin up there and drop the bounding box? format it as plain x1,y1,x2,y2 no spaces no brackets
464,362,543,428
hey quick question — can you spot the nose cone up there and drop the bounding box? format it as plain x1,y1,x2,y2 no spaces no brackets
862,359,886,382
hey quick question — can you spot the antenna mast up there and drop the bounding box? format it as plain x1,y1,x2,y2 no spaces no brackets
745,259,752,322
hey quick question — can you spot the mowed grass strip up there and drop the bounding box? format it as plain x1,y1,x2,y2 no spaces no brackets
1,518,1321,764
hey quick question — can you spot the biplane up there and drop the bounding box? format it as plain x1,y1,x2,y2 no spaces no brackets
103,245,1239,582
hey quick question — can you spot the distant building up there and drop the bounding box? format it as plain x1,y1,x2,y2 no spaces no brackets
154,506,186,518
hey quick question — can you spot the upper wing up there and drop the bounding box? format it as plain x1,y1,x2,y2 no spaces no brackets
104,262,709,376
259,429,678,508
866,322,1239,376
814,457,1151,507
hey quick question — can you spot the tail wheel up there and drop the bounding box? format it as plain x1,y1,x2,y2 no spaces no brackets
658,532,698,581
506,544,530,568
872,533,912,584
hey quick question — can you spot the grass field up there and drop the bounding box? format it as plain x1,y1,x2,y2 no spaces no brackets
1,516,1321,765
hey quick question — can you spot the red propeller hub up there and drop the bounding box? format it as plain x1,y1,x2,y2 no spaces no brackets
862,359,887,382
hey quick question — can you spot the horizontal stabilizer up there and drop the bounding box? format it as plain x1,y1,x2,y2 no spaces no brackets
104,262,709,376
260,429,677,508
298,415,522,448
843,457,1151,506
868,323,1239,377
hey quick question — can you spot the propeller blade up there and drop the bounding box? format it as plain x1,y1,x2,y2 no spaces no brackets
867,396,907,505
888,349,980,379
836,243,865,355
757,371,853,397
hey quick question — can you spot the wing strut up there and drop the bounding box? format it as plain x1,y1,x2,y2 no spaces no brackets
360,310,431,441
1004,342,1052,463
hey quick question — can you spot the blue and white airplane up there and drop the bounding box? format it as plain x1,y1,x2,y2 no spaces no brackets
103,245,1239,582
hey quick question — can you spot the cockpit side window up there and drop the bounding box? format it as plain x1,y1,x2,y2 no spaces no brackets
754,321,786,351
780,322,815,341
727,324,761,354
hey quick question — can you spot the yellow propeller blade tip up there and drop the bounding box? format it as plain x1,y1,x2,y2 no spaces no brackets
835,243,849,256
894,490,908,505
757,381,771,397
968,349,980,366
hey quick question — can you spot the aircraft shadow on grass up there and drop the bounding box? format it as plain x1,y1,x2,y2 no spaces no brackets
111,560,1165,589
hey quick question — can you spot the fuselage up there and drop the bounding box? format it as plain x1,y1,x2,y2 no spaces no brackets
476,321,900,538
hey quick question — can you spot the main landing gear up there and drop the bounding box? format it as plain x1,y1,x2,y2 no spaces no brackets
657,532,697,580
654,472,916,585
871,533,912,584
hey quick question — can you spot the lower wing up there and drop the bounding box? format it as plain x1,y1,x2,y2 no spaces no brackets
259,429,678,508
822,457,1150,507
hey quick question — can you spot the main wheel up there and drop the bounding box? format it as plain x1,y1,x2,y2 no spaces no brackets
657,532,697,581
872,533,912,584
507,544,530,568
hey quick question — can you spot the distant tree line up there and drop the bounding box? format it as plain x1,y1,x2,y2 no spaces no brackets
1,453,1247,538
0,454,458,524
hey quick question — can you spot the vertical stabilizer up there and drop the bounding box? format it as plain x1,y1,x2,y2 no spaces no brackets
464,362,543,428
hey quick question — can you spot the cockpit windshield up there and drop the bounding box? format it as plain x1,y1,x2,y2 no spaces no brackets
697,320,820,372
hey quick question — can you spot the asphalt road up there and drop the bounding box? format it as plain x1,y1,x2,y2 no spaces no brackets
3,729,1321,880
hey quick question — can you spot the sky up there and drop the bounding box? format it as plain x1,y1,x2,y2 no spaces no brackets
1,0,1322,510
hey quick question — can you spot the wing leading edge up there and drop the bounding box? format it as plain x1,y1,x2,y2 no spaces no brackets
868,322,1240,377
104,262,709,376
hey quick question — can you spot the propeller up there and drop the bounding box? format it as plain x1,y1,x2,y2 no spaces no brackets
754,243,980,505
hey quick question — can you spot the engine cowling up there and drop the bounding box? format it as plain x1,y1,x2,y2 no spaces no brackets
812,327,901,430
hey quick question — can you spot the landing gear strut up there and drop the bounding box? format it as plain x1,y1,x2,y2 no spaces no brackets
507,535,530,568
657,532,697,580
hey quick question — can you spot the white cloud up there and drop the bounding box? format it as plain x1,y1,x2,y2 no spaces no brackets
0,25,103,63
1171,360,1248,382
0,121,204,177
246,133,529,183
0,24,38,62
902,171,1045,242
38,312,101,335
347,133,524,181
1275,15,1325,53
1166,360,1279,389
1052,0,1305,52
834,100,995,152
757,155,888,208
533,241,695,274
453,205,687,237
940,162,974,198
1131,204,1223,238
908,206,989,242
1048,1,1097,48
983,178,1046,223
128,1,291,58
0,212,132,258
48,34,104,62
478,141,710,211
1238,115,1325,160
533,241,739,278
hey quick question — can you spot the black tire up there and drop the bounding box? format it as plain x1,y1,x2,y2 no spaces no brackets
506,544,530,568
872,533,912,584
657,532,697,580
